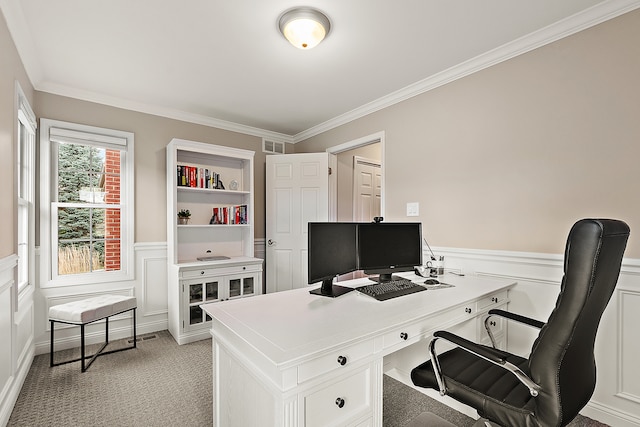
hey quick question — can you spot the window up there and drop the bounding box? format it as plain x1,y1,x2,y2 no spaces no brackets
40,119,134,287
16,83,36,293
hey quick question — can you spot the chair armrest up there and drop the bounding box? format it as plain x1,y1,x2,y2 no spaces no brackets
434,330,508,364
429,330,541,398
488,309,545,329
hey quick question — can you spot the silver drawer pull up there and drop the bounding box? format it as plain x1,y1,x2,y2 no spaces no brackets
337,355,347,366
335,397,345,408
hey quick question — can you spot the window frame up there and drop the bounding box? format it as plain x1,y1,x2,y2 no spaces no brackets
40,118,135,287
16,82,36,295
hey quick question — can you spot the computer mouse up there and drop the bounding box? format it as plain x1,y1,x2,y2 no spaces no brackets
424,279,440,285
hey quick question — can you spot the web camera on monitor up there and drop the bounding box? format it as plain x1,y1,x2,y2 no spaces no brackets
373,216,384,223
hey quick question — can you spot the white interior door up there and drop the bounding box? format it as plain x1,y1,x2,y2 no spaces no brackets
353,156,381,222
266,153,329,293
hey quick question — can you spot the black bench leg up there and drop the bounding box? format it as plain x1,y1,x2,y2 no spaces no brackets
50,320,54,367
81,324,86,372
133,308,137,348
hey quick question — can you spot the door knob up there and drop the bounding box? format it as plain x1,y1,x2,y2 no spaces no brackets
267,239,275,246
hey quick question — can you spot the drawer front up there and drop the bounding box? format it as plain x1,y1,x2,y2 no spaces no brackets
382,304,478,351
298,340,374,383
181,263,261,279
480,312,504,338
477,291,508,310
304,366,372,427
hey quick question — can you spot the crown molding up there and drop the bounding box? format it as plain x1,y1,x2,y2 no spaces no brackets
36,81,294,144
4,0,639,144
292,0,640,143
0,0,44,84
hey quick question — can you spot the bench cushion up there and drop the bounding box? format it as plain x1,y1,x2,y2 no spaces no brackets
49,295,137,324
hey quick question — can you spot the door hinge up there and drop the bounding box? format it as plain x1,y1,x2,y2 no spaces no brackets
328,167,332,175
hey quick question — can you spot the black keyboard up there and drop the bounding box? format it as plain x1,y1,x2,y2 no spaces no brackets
356,279,426,301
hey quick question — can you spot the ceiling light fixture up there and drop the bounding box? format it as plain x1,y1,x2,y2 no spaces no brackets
278,7,331,50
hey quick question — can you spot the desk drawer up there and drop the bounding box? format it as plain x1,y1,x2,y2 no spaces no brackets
382,305,476,350
298,340,374,383
181,263,261,279
477,291,508,310
304,365,372,427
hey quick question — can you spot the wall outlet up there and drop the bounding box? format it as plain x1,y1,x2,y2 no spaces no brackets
406,202,419,217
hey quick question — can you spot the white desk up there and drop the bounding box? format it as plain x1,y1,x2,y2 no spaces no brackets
202,273,516,427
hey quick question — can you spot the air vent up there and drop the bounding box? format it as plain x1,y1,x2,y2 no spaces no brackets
128,333,158,343
263,139,285,154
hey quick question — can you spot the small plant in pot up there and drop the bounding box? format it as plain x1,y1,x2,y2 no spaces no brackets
177,209,191,225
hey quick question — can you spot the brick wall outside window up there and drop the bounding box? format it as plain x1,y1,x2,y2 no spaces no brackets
104,150,121,271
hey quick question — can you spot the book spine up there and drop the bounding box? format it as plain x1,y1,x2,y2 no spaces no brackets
199,168,204,188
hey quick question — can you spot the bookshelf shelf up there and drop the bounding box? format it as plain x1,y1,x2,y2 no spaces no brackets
166,138,263,345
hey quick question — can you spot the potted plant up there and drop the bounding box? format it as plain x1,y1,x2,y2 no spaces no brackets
177,209,191,225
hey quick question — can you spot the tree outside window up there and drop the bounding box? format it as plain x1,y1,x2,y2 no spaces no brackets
56,142,121,275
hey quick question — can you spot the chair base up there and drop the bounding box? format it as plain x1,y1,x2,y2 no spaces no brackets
50,307,137,372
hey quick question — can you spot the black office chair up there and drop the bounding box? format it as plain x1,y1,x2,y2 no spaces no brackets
411,218,629,427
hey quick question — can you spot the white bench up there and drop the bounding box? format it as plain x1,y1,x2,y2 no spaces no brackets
49,294,137,372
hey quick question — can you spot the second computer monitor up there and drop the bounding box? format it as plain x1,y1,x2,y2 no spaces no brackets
357,222,422,283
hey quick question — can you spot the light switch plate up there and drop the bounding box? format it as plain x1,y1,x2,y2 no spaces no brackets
406,202,419,216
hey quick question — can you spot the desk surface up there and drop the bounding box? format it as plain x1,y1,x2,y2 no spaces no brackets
202,273,516,369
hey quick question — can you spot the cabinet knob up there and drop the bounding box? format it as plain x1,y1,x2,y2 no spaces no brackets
465,307,472,314
400,332,408,340
490,321,497,327
243,266,246,270
337,355,347,366
335,397,345,408
492,297,498,303
200,271,205,275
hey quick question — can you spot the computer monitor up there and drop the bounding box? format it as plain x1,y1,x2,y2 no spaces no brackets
357,222,422,283
307,222,358,297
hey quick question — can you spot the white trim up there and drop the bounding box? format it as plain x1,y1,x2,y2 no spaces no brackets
326,131,386,220
3,0,638,142
39,118,135,287
292,0,640,142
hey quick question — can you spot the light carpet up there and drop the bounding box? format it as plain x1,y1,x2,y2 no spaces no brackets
9,330,610,426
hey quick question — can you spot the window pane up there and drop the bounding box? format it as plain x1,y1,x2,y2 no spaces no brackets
57,206,121,274
17,203,28,287
57,143,117,204
58,242,104,275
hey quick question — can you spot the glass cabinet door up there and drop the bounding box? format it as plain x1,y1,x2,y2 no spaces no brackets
189,305,203,325
205,280,220,301
189,283,203,304
243,277,255,296
229,278,241,298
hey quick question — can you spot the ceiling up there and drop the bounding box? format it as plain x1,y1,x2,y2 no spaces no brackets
3,0,637,141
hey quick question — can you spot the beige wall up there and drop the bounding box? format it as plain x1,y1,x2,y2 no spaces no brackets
0,11,34,258
295,10,640,258
35,93,269,243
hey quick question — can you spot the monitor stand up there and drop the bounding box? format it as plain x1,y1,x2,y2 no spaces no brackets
309,279,354,298
369,273,400,283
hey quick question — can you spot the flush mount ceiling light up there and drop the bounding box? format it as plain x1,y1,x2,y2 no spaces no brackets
278,7,331,50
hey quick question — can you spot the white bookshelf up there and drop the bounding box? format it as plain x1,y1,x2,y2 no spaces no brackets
166,138,263,344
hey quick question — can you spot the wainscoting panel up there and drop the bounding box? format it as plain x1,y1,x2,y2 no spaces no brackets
619,290,640,403
137,243,168,318
432,246,640,427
